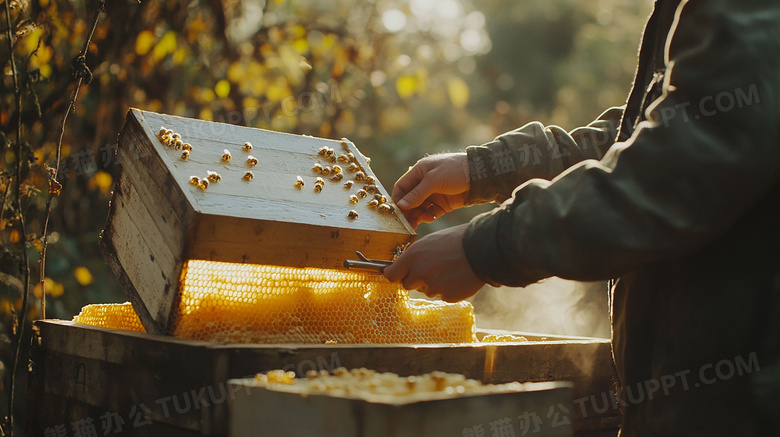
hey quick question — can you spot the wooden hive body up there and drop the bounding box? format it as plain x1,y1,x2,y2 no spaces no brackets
101,109,415,335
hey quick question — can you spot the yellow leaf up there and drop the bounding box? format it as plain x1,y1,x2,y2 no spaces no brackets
38,45,53,63
152,31,177,61
266,80,290,103
21,26,43,53
247,60,265,77
39,64,52,79
215,80,231,98
33,277,63,298
74,266,93,286
135,30,156,56
249,77,267,96
93,170,113,192
172,47,187,65
292,38,309,54
395,75,417,99
447,77,470,108
50,282,65,298
200,87,216,103
227,61,246,83
290,25,306,38
243,96,260,110
199,107,213,121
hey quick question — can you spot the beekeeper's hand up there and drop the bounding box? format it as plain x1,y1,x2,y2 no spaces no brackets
392,153,470,229
383,223,485,302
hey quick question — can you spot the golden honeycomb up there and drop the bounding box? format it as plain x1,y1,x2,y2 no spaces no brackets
73,260,476,344
171,260,476,344
72,302,146,333
251,367,525,400
482,333,528,343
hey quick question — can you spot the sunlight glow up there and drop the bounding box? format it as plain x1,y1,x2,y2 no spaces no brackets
382,9,407,33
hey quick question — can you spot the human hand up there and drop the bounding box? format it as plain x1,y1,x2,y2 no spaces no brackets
392,153,470,229
383,223,485,303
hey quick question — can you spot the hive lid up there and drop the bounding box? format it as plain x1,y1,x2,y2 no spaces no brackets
100,109,415,335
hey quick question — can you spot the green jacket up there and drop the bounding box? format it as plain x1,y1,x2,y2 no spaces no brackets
463,0,780,435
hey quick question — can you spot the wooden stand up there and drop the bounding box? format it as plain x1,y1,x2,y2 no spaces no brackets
28,321,619,437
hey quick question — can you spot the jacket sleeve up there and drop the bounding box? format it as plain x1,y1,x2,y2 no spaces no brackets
463,0,780,287
465,107,623,205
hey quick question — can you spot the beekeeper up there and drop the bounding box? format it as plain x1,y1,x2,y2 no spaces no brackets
384,0,780,434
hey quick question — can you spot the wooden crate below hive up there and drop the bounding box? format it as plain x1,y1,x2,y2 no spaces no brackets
101,109,415,335
28,320,619,437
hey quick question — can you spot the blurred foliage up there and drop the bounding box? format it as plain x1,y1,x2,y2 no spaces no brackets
0,0,651,432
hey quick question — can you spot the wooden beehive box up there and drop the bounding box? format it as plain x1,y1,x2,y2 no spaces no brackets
228,378,573,437
101,109,415,335
28,321,619,437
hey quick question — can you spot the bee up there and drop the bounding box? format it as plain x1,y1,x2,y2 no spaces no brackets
173,139,184,150
182,143,193,151
318,147,329,156
347,163,360,173
365,176,375,185
337,154,349,163
349,195,358,204
171,133,181,142
321,166,331,176
344,180,354,189
367,199,379,208
332,165,342,175
315,177,325,185
325,147,336,157
246,156,258,166
160,134,172,145
295,176,305,188
207,171,222,183
378,203,395,213
348,210,359,219
181,150,190,160
221,149,232,162
314,185,323,193
354,171,366,181
242,142,253,152
189,176,200,185
243,171,254,181
373,194,387,204
364,184,378,194
346,152,355,162
313,163,324,173
198,179,209,190
340,140,348,149
330,173,343,182
157,127,168,137
356,189,367,198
